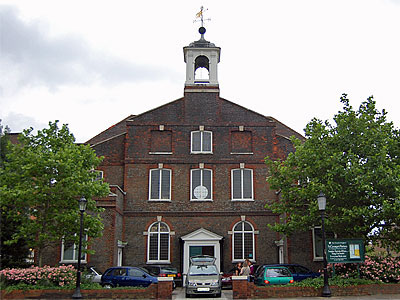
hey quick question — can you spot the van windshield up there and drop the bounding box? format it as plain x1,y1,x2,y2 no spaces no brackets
189,265,218,276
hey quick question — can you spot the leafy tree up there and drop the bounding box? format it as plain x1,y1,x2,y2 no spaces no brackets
265,94,400,251
0,119,11,166
0,121,109,266
1,120,31,268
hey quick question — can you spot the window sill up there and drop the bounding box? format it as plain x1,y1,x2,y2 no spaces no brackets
230,152,254,155
231,199,254,202
149,152,173,155
190,199,213,202
232,259,255,263
313,258,323,262
190,152,213,154
148,199,172,202
146,261,171,264
60,260,87,264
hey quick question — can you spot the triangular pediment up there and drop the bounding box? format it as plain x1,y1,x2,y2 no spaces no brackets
181,228,223,241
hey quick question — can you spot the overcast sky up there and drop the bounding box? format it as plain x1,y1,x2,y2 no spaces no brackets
1,0,399,142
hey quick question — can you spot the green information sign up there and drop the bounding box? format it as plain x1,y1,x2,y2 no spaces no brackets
326,239,365,263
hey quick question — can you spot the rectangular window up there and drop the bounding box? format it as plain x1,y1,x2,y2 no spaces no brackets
61,236,87,263
149,168,171,201
191,131,212,153
159,233,169,261
233,232,254,260
233,233,243,260
149,234,159,260
232,168,254,200
95,170,103,181
191,169,212,200
243,232,253,259
312,227,335,261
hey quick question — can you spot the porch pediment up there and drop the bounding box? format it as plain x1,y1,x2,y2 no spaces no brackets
181,228,223,241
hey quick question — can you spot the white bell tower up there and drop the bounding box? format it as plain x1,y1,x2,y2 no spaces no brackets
183,26,221,90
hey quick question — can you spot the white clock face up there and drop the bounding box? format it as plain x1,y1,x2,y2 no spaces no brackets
194,185,208,199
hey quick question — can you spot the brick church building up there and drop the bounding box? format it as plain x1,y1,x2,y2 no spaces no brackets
54,26,325,278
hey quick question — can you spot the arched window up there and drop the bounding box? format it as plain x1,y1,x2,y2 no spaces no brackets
147,222,170,263
232,221,255,261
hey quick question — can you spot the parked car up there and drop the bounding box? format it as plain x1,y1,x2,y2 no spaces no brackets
101,266,158,288
254,265,294,286
185,256,222,298
267,264,320,282
85,266,102,283
221,267,236,289
142,265,182,288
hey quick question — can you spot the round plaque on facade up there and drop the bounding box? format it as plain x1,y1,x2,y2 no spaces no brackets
194,185,208,199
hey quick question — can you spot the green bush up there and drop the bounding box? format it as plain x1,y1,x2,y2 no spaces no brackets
291,277,377,288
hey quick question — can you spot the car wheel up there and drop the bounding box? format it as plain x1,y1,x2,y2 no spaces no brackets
185,292,191,298
103,283,113,289
216,292,221,298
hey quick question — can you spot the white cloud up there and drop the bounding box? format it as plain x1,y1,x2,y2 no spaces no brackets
0,0,399,143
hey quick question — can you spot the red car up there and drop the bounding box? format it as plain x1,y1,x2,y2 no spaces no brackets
221,267,236,289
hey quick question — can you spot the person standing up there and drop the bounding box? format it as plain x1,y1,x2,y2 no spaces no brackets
234,262,242,275
239,261,250,277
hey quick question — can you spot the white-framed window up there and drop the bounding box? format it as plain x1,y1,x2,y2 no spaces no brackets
95,170,103,181
147,222,170,263
232,221,255,261
312,227,335,261
191,168,212,201
191,131,212,153
231,168,253,200
90,169,103,181
149,168,171,201
60,235,87,263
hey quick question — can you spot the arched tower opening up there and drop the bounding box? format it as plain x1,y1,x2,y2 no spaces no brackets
194,55,210,83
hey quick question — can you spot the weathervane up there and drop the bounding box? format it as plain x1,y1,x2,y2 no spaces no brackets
194,6,211,27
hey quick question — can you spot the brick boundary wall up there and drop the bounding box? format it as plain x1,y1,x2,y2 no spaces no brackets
232,276,400,299
0,277,173,299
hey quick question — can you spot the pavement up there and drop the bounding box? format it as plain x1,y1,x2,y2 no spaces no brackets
172,287,232,299
172,287,400,300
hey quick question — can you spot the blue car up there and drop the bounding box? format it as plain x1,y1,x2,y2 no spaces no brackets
266,264,320,282
101,266,158,288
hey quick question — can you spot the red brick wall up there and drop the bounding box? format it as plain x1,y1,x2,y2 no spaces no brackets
85,91,309,273
232,281,400,299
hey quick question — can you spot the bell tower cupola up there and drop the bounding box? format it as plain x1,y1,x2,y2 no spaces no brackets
184,8,221,92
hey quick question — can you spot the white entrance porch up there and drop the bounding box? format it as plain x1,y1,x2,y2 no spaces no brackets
180,228,223,286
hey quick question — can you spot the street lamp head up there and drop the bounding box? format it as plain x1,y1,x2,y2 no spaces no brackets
78,196,87,212
317,192,326,211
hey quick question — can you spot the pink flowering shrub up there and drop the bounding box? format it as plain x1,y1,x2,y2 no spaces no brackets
326,255,400,283
0,265,76,287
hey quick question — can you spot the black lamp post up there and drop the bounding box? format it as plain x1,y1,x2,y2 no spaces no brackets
317,192,331,297
72,196,87,299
